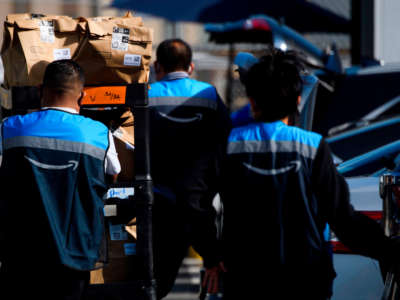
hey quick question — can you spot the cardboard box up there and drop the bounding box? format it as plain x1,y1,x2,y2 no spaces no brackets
0,85,12,109
74,17,153,85
113,109,135,182
7,16,80,87
114,137,135,182
79,107,135,182
90,218,138,284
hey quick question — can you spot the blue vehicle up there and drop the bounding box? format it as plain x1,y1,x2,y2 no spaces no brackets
329,142,400,300
206,14,400,138
206,14,400,299
326,116,400,162
337,140,400,178
330,175,384,300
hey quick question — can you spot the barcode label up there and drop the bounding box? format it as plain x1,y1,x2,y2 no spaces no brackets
39,20,55,43
111,27,129,51
53,48,71,60
124,54,141,66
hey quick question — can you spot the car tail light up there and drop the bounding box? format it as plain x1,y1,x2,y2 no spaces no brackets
362,211,383,222
331,210,382,254
243,18,271,31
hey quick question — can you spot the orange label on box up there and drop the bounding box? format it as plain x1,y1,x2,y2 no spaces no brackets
81,86,127,105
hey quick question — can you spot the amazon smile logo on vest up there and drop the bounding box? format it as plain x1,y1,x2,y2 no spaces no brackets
243,160,301,175
25,155,79,171
158,112,202,123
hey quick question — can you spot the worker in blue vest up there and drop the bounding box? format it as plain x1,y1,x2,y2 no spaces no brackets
0,60,120,299
232,51,332,241
148,38,231,299
219,48,397,299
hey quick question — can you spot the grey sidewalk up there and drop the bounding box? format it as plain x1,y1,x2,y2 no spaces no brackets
165,258,203,300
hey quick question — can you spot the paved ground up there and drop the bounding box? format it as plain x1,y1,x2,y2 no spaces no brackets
0,258,204,300
165,258,203,300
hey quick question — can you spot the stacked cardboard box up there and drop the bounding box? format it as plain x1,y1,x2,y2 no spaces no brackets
0,12,153,106
90,108,138,284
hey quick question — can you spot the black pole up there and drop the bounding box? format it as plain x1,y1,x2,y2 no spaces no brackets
225,43,235,112
132,85,157,300
351,0,374,66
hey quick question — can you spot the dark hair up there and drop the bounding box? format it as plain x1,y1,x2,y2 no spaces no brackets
244,48,304,122
42,59,85,94
156,38,192,73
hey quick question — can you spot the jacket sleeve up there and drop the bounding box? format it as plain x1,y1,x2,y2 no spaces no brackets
0,123,3,167
184,91,232,267
312,139,392,260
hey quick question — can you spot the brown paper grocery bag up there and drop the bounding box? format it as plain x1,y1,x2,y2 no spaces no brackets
1,13,44,88
74,17,153,85
9,16,80,87
79,11,143,26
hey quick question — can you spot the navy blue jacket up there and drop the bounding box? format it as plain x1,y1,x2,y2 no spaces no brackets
0,109,109,271
221,121,390,298
149,72,231,266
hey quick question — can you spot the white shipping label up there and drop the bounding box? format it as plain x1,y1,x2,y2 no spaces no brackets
53,48,71,61
109,224,128,241
111,27,130,51
124,54,142,67
105,187,134,200
104,204,117,217
39,20,55,43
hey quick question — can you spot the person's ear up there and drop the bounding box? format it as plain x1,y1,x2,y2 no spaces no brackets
188,62,195,75
38,84,43,99
249,97,256,111
154,61,161,73
78,90,85,107
38,84,44,106
248,97,260,119
297,95,301,106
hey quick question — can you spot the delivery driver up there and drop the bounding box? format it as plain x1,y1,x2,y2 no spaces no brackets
218,48,400,299
148,38,231,299
0,60,120,299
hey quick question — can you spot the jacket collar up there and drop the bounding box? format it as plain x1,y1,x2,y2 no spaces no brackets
162,71,189,81
42,107,79,114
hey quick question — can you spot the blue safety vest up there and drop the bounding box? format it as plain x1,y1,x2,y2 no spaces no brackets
0,109,109,271
223,121,333,272
149,72,220,118
148,72,227,199
230,109,332,242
